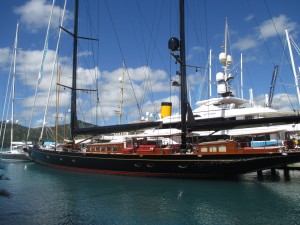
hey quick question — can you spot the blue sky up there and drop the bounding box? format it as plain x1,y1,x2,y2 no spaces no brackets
0,0,300,128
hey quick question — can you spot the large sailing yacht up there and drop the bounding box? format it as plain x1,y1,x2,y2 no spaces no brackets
27,0,300,178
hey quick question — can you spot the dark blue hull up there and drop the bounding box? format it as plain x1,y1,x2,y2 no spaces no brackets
27,147,300,178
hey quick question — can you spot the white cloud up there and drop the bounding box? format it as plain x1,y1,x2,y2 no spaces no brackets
14,0,72,33
245,14,254,21
72,66,174,125
187,46,205,61
0,48,12,69
0,46,101,125
0,44,174,125
254,93,299,111
82,94,181,126
231,14,298,53
99,66,169,104
258,15,297,40
232,37,257,51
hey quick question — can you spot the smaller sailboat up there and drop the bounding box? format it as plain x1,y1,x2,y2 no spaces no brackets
0,22,31,161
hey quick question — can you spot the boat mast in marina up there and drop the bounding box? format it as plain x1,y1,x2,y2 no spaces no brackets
179,0,188,150
285,29,300,106
119,60,126,125
38,0,67,143
10,22,19,152
115,60,126,125
0,22,31,161
70,0,79,141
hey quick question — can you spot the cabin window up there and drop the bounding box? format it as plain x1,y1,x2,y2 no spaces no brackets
218,145,226,152
95,147,99,151
209,146,217,152
201,147,208,152
107,146,111,151
112,146,117,152
100,147,105,151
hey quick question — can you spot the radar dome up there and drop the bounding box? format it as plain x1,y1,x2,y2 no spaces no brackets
227,55,232,64
217,83,226,94
216,72,225,81
219,52,226,64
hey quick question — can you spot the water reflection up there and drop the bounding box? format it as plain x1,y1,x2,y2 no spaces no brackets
1,161,300,225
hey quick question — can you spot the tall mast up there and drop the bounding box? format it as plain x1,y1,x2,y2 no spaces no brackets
209,49,212,98
56,66,61,145
11,22,19,150
224,17,228,72
38,0,67,142
217,18,233,97
168,0,188,150
27,0,56,141
118,60,125,125
285,29,300,106
241,53,244,99
179,0,187,149
70,0,79,140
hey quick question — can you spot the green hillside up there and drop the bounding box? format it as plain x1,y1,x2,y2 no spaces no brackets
0,120,94,147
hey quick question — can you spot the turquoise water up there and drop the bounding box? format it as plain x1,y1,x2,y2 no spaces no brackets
1,161,300,225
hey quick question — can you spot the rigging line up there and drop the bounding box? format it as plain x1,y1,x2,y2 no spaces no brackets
186,1,206,65
264,0,300,84
95,0,100,126
243,62,255,98
81,0,101,125
204,0,209,59
0,38,15,149
146,1,163,67
183,2,208,106
27,0,56,141
140,68,149,107
96,90,106,126
135,0,172,105
73,0,102,126
227,24,234,61
264,0,300,108
290,37,300,56
82,0,98,87
135,0,150,66
45,125,56,141
64,102,72,138
77,96,85,126
1,81,13,150
263,0,290,64
166,0,176,130
2,83,12,145
88,91,93,125
136,0,148,108
277,41,295,111
186,75,196,107
135,0,164,109
246,0,276,66
169,0,172,104
76,43,98,91
197,58,209,100
147,2,165,108
39,0,68,142
104,0,142,119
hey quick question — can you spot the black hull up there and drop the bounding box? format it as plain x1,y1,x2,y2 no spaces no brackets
28,147,300,178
